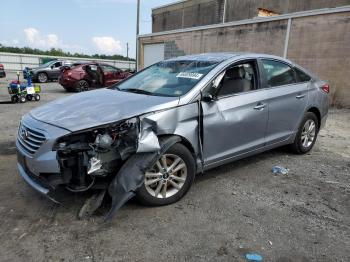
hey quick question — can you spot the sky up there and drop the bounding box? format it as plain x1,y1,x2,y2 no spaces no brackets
0,0,175,58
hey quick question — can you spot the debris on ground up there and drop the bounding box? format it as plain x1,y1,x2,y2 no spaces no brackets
245,253,263,261
271,165,289,175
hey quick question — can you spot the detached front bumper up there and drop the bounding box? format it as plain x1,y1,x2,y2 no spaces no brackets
16,114,71,202
17,150,59,203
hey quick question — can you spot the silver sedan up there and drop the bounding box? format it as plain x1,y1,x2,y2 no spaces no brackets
16,53,329,218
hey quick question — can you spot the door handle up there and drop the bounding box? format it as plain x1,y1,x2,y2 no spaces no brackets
296,94,306,99
254,103,266,110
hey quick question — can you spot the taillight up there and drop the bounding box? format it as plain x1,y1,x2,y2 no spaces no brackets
0,64,3,70
321,84,330,93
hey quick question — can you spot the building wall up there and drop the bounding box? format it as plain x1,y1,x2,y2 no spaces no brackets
140,11,350,107
152,0,350,32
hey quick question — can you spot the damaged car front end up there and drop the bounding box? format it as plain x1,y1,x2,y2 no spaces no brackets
16,54,221,219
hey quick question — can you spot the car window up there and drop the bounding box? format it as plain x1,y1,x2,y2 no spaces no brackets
100,65,119,73
216,61,257,97
261,59,296,87
53,62,62,68
294,67,311,82
88,65,98,71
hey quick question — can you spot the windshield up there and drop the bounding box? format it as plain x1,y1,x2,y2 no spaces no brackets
112,60,219,97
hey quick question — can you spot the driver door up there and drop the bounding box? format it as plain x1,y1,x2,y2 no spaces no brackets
50,61,62,78
100,64,122,86
202,60,268,167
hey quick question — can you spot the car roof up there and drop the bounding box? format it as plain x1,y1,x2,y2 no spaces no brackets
166,52,295,65
166,52,245,63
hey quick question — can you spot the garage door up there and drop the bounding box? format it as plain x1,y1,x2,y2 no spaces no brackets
143,43,164,68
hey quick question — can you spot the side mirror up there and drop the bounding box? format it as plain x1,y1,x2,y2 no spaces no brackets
50,65,54,69
202,93,215,102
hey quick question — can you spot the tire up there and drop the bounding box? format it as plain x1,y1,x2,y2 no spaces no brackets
19,95,26,103
75,80,89,92
37,72,48,83
34,94,40,101
11,95,19,103
26,94,33,101
290,112,319,154
135,143,196,206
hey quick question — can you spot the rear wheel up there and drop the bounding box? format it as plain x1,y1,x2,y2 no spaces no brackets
290,112,319,154
135,143,195,206
38,72,48,83
75,80,89,92
11,95,19,103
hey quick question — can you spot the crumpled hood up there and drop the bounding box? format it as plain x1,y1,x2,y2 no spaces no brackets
30,88,179,132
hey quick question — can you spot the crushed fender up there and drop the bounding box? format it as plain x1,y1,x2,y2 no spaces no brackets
105,136,181,220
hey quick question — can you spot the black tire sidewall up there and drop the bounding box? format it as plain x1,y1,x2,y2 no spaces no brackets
135,143,196,206
294,112,319,154
11,96,19,103
34,94,40,101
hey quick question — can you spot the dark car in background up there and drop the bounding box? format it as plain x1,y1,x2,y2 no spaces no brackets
0,63,6,78
59,62,132,92
24,60,73,83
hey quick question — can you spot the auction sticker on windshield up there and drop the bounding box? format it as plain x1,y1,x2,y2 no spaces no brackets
176,72,203,80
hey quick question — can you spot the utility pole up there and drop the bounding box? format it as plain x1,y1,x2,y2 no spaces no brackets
126,42,130,69
136,0,140,71
127,42,129,60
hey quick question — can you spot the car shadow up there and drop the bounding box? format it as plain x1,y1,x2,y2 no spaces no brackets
195,146,290,183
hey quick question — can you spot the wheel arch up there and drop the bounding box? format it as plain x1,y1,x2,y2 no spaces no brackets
306,107,321,128
157,134,197,161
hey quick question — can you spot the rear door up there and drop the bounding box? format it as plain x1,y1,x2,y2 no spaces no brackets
259,59,309,145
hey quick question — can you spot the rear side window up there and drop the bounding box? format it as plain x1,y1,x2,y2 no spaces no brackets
294,67,311,82
261,59,296,87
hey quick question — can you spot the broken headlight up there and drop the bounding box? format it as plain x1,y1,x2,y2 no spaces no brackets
54,117,139,181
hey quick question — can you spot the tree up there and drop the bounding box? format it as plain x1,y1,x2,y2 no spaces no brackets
0,44,135,61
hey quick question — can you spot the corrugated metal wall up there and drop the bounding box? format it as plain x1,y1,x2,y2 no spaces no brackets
0,52,136,71
152,0,350,32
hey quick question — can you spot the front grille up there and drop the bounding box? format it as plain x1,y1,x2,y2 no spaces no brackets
17,123,46,155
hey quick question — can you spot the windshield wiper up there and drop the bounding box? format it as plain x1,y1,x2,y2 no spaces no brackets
122,88,154,95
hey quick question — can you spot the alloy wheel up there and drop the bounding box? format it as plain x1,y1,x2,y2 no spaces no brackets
145,154,187,199
301,119,316,148
38,73,48,83
78,80,89,91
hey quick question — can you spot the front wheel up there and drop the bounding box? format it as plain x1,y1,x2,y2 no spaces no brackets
135,143,195,206
34,94,40,101
290,112,319,154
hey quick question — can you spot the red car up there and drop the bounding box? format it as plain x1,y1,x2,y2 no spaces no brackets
59,63,132,92
0,63,6,78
